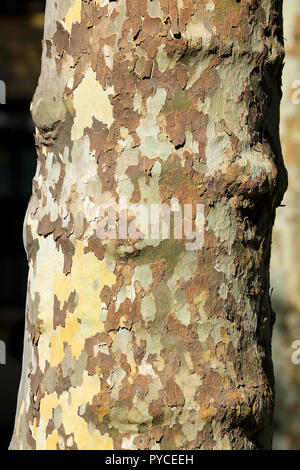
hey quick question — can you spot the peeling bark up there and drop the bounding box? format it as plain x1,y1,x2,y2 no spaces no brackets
10,0,287,450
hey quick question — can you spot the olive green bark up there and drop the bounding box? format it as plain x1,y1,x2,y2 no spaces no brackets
10,0,287,450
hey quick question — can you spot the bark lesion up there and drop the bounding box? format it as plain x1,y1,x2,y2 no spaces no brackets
34,120,64,148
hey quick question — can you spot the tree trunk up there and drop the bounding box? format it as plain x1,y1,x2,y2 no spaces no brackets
10,0,287,450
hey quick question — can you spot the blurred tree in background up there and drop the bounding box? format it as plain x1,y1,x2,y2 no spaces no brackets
271,0,300,451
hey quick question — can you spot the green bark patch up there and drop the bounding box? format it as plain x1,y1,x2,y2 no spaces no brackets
161,86,191,114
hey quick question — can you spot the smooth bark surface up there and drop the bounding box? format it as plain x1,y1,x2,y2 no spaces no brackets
11,0,287,450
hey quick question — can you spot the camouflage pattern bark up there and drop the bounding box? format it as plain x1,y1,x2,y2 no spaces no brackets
10,0,287,450
271,0,300,450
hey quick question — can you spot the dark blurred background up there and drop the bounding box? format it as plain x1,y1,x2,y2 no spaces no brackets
0,0,45,450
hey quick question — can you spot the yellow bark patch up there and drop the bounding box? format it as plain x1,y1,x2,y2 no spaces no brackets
46,431,58,450
32,418,38,440
71,67,114,141
38,372,113,450
40,394,60,425
48,240,116,362
64,0,82,33
128,359,137,376
49,314,80,365
46,431,59,450
35,237,116,369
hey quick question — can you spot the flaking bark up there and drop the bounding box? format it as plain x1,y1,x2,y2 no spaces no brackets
10,0,287,450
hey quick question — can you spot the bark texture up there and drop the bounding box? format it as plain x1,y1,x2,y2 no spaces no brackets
11,0,287,450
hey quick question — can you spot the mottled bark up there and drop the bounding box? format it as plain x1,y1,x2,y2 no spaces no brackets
11,0,287,450
271,0,300,450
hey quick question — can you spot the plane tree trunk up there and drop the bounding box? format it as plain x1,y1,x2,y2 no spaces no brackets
10,0,287,450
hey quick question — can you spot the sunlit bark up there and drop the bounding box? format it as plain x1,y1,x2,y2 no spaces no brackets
11,0,286,450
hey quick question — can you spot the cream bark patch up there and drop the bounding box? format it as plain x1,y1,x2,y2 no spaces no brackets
71,68,114,141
